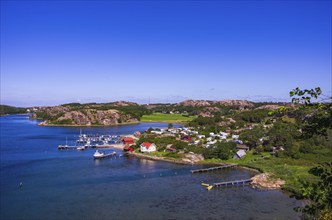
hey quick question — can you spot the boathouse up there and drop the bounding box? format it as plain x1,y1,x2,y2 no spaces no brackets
123,137,134,145
124,145,134,152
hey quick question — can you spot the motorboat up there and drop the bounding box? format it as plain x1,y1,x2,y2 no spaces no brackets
93,150,116,159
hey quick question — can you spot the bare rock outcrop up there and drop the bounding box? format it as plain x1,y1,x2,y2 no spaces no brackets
181,153,204,163
179,100,212,107
55,109,137,126
215,100,255,109
179,99,255,110
250,173,285,189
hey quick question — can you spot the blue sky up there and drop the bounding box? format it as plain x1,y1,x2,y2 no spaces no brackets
1,1,331,106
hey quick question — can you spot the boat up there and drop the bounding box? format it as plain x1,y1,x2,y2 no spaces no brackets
93,150,116,159
77,146,85,151
58,137,69,150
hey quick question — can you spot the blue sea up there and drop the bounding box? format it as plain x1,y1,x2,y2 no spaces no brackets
0,114,301,220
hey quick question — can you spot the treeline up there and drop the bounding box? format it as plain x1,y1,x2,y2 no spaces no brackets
0,105,27,116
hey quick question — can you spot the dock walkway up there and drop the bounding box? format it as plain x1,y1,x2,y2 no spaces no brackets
212,179,252,187
191,164,237,173
201,178,252,190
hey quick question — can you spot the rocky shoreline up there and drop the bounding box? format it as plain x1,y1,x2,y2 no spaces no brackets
125,152,284,190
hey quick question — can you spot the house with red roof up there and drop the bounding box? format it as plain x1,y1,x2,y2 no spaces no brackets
123,137,134,145
140,142,157,153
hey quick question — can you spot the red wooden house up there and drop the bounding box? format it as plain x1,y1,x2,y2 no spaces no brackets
123,137,134,145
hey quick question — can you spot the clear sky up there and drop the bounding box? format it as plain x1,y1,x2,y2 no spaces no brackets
1,0,331,107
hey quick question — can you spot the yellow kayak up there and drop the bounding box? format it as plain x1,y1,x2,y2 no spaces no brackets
201,183,214,190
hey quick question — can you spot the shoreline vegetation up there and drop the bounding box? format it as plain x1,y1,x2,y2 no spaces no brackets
38,120,140,127
104,143,285,190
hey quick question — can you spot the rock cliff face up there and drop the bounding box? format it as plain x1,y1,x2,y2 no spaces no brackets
33,106,138,126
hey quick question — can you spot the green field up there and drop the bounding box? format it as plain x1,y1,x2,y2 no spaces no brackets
141,113,195,123
204,150,331,193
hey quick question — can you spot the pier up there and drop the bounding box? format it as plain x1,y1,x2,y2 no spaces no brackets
201,179,253,190
191,164,237,173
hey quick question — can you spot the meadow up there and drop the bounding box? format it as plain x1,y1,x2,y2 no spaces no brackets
141,113,195,123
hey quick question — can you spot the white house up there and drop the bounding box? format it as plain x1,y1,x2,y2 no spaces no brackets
140,142,157,153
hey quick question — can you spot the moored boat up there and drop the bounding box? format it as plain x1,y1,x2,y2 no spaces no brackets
77,146,85,150
93,150,116,159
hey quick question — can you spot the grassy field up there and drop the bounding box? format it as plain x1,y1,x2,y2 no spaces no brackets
141,113,195,123
204,151,329,193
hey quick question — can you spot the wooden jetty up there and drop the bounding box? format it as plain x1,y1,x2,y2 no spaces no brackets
201,179,252,190
191,164,237,173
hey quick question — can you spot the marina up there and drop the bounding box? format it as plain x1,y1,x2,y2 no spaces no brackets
58,133,124,150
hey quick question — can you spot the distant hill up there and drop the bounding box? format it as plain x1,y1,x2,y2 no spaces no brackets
178,99,255,109
32,101,149,126
0,105,27,116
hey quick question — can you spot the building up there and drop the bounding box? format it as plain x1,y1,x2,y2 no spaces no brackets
236,144,249,151
124,145,134,152
140,142,157,153
233,149,247,159
123,137,134,145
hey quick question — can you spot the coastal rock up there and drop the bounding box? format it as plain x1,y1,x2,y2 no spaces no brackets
182,153,204,163
250,173,285,189
35,106,138,126
56,109,137,126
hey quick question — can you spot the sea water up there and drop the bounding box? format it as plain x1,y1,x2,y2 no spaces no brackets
0,114,301,219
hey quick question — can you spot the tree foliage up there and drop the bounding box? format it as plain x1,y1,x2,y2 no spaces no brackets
289,87,332,218
203,142,236,160
292,162,332,219
0,105,27,115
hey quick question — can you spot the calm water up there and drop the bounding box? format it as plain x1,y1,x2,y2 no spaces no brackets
0,115,301,220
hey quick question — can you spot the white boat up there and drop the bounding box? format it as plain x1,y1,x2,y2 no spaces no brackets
77,146,85,150
93,150,116,159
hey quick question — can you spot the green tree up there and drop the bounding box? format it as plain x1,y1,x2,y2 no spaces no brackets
292,163,332,219
290,87,332,138
267,121,300,158
240,126,264,148
289,87,332,218
203,142,236,160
